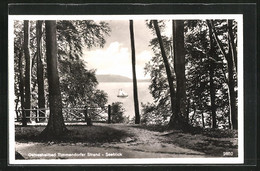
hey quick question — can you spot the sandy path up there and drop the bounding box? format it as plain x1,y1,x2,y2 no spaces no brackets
15,124,205,160
101,124,205,156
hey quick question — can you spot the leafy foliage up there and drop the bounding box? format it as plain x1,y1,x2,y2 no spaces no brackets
110,102,127,123
143,20,237,129
142,22,174,125
14,20,111,121
56,20,111,108
141,102,170,125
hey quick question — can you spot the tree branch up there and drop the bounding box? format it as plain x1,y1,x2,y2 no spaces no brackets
227,20,237,72
207,20,229,84
209,20,228,60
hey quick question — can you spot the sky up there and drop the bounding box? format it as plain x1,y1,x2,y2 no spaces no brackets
83,20,171,80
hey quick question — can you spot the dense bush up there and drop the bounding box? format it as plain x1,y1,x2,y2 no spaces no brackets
110,102,127,123
141,102,170,125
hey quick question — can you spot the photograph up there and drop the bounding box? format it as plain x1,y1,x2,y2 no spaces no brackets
8,14,243,165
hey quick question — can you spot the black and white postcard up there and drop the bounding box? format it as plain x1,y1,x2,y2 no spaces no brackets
8,13,244,165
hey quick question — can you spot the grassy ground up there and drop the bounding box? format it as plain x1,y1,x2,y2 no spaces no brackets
15,124,238,159
16,125,133,144
136,125,238,157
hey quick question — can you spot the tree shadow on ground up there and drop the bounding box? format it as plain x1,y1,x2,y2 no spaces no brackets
15,125,134,144
162,131,238,157
134,125,238,157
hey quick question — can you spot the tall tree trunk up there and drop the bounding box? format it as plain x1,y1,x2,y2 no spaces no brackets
207,20,217,128
129,20,140,124
23,20,31,122
36,20,46,122
201,112,205,128
41,20,67,138
209,64,217,128
170,20,187,128
15,98,19,120
190,102,196,124
153,20,176,127
226,52,237,129
186,98,190,124
227,20,237,72
197,54,205,128
18,50,26,126
173,20,186,118
227,20,238,130
228,108,232,129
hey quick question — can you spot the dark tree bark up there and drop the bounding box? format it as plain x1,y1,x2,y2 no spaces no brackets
173,20,186,119
209,20,237,130
129,20,140,124
186,98,190,124
207,20,217,128
18,50,26,126
15,99,19,120
209,64,217,128
168,20,187,129
228,111,232,129
190,102,196,124
23,20,31,122
41,20,67,138
36,20,46,122
153,20,176,125
226,45,238,130
227,20,238,129
197,57,205,128
84,107,92,126
201,112,205,128
227,20,237,72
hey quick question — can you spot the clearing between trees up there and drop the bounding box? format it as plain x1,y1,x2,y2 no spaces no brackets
15,123,238,159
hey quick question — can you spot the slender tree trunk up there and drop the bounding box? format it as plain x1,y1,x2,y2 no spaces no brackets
227,20,237,72
129,20,140,124
15,98,19,120
41,20,67,138
172,21,177,76
209,64,217,128
36,20,46,122
228,108,232,129
18,50,26,126
227,20,238,129
226,53,237,129
197,55,205,128
201,112,205,128
173,20,186,123
186,98,190,124
209,20,237,130
153,20,176,127
190,102,196,124
207,20,217,128
23,20,31,122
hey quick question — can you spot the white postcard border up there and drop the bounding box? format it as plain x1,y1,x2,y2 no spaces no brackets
8,14,244,165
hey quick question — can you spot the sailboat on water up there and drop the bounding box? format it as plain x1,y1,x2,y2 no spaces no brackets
117,89,128,98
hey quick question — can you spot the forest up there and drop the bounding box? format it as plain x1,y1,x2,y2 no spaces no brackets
141,20,238,131
13,19,238,141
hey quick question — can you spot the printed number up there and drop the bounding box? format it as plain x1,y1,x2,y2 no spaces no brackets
223,152,233,156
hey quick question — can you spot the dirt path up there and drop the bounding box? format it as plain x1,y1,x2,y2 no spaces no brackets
16,124,206,159
102,124,205,156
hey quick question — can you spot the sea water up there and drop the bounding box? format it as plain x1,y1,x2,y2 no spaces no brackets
97,82,153,119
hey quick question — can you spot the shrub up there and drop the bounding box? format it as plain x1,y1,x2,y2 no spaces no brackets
141,102,170,125
111,102,126,123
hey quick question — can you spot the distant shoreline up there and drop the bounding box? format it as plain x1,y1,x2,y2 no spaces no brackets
96,74,150,83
